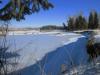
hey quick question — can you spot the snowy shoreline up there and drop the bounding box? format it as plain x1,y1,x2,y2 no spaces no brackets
6,29,100,35
7,31,89,75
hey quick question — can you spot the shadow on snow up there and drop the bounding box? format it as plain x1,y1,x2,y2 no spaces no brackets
10,36,89,75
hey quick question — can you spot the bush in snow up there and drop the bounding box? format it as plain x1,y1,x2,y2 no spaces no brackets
86,32,100,61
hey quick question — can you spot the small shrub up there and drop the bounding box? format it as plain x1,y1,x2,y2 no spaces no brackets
87,40,100,61
94,43,100,56
86,40,97,60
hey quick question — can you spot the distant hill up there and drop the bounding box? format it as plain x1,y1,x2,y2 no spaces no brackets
40,25,65,31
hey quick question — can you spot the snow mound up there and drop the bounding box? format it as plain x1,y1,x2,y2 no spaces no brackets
94,34,100,43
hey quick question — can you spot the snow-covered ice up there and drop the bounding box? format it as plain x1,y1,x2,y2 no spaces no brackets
7,32,89,75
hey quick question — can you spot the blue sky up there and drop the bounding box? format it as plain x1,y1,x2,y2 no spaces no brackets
2,0,100,27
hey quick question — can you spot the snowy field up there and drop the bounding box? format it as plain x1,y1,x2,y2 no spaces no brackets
6,32,89,75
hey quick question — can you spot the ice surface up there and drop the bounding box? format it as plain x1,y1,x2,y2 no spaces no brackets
7,32,89,75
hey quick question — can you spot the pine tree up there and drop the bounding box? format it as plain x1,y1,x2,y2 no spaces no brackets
63,23,68,30
88,11,99,29
67,17,76,30
75,15,87,30
88,12,93,29
94,12,99,28
0,0,53,21
0,0,53,74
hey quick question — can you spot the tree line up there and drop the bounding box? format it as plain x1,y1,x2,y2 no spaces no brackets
66,11,100,31
40,25,64,31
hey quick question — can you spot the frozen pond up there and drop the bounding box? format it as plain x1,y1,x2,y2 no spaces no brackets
6,32,88,75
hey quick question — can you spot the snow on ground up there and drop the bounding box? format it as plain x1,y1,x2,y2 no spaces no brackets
94,34,100,43
64,56,100,75
7,32,89,75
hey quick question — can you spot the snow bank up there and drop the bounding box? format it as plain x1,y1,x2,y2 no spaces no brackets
64,56,100,75
94,35,100,43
